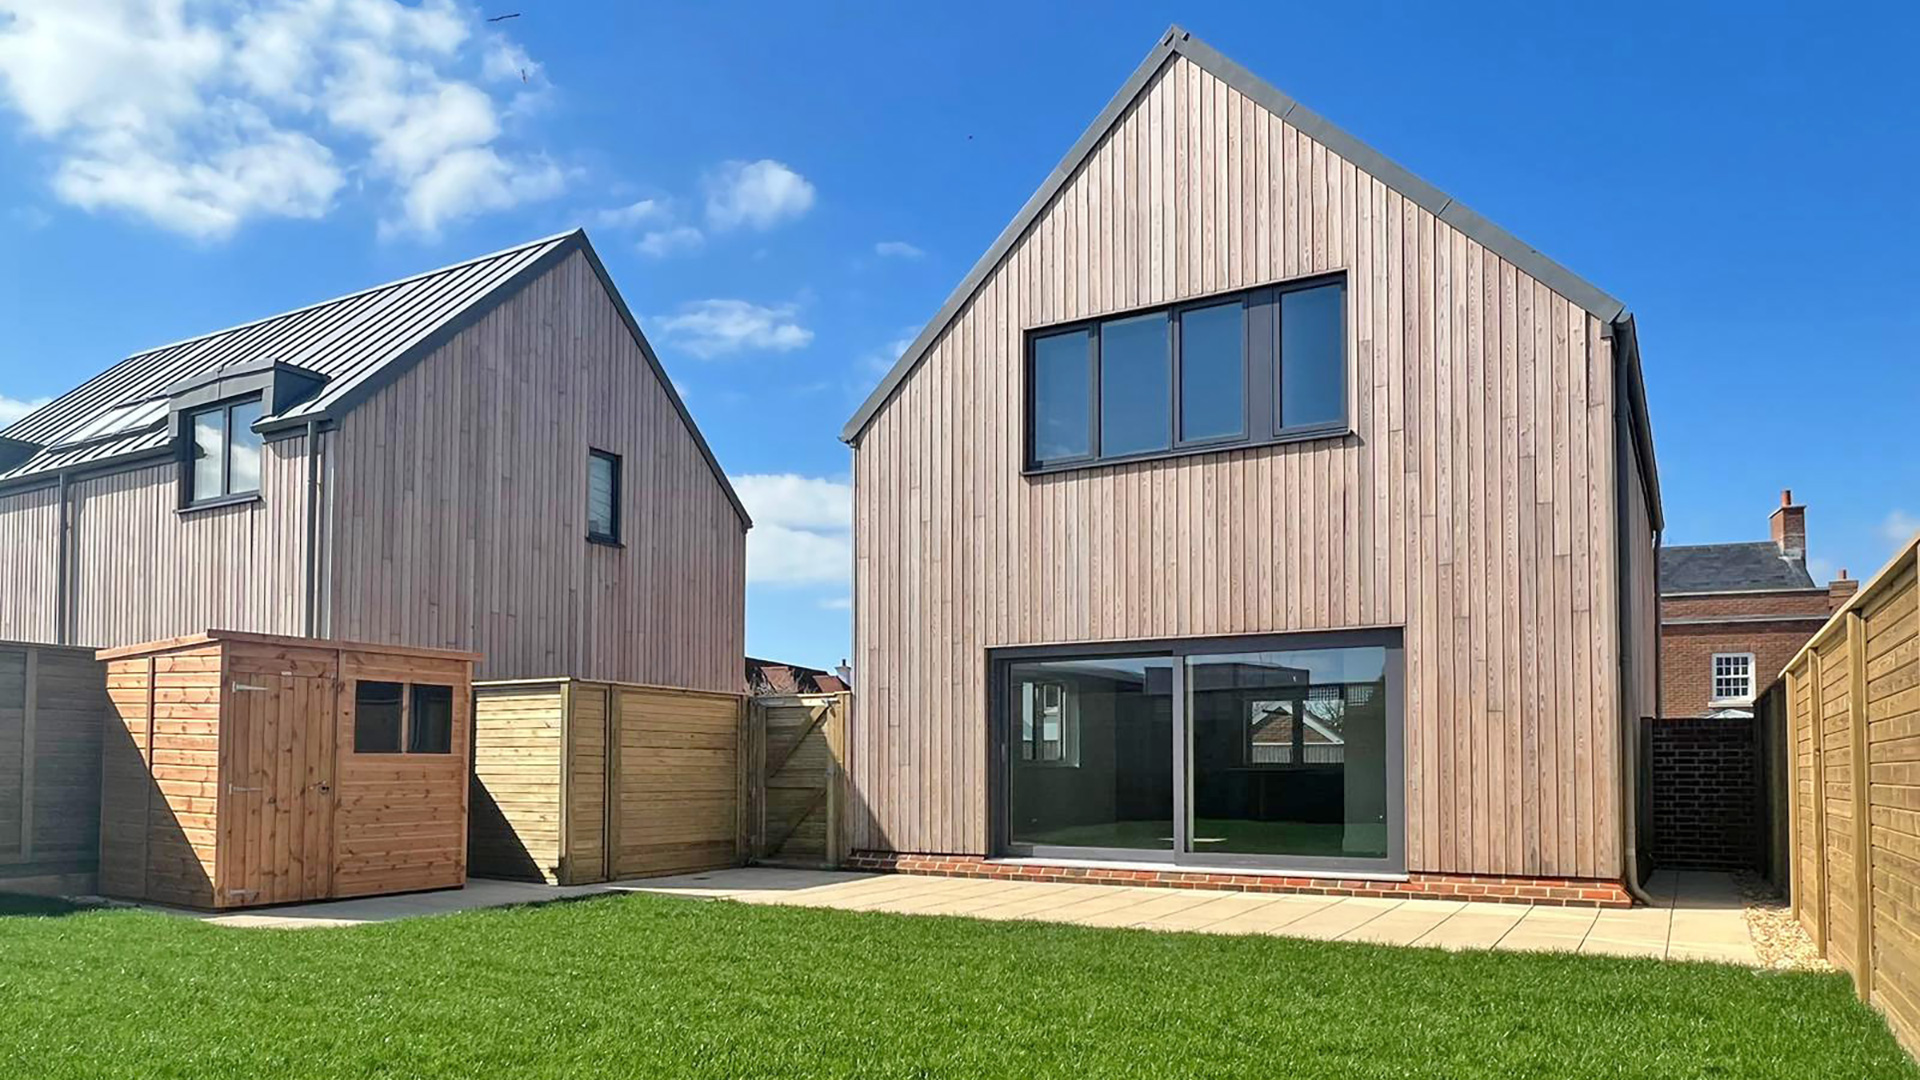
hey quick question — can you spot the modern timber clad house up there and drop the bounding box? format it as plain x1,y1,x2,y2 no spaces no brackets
0,231,748,693
842,28,1663,903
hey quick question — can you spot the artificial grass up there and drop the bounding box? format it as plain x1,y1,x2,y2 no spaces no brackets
0,889,1911,1079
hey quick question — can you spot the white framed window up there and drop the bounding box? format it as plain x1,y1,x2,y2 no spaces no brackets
1018,680,1080,766
1711,653,1755,704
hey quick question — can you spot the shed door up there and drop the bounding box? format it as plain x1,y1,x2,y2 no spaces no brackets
219,674,337,907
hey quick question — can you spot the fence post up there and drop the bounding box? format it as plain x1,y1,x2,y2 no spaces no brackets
824,694,848,869
1786,670,1801,922
1849,610,1874,1003
1810,649,1830,954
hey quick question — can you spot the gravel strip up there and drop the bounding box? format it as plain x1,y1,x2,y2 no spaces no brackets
1733,871,1832,972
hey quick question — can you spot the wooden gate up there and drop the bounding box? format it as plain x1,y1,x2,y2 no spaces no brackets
745,693,849,867
218,673,337,906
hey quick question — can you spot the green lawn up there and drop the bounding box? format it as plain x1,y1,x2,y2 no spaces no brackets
0,890,1912,1079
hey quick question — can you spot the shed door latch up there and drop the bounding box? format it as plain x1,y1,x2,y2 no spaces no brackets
227,784,262,793
233,682,271,692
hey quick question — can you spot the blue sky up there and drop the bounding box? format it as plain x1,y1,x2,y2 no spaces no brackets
1,1,1915,670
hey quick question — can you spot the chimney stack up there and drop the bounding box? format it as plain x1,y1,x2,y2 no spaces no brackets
1771,488,1806,564
1829,567,1860,612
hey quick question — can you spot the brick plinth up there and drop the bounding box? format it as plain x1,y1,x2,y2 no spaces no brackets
844,852,1634,909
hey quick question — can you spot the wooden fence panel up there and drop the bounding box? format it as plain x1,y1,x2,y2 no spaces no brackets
1786,537,1920,1057
746,694,848,868
0,641,107,895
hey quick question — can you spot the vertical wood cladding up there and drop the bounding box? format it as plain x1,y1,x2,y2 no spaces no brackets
327,251,746,692
850,55,1627,879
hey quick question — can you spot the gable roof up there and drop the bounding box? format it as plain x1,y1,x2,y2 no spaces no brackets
0,230,749,526
842,25,1634,447
1659,541,1815,594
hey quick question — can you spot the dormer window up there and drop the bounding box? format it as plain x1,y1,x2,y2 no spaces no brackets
187,397,264,505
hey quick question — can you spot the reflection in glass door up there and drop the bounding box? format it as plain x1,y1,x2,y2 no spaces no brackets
1005,655,1173,853
1185,646,1390,860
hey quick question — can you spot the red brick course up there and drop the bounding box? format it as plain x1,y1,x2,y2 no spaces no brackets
844,852,1635,909
1658,617,1825,717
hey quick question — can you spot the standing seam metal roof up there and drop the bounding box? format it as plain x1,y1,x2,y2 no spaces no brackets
0,230,749,526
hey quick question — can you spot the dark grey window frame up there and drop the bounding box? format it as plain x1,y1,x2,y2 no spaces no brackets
587,448,622,547
988,627,1405,875
180,394,265,510
1023,272,1349,474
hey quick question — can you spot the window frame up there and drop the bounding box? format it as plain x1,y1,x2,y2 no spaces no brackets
1018,679,1081,768
586,448,623,547
990,627,1405,875
1023,272,1348,474
351,678,458,756
1710,652,1757,704
182,394,266,509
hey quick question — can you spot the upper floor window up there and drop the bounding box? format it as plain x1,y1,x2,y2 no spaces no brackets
1711,653,1755,703
186,396,264,505
1026,275,1345,471
587,448,621,545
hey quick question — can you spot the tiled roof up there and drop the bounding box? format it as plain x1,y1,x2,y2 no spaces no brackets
1660,541,1815,593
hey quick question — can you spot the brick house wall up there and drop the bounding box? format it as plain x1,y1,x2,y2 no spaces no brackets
1647,717,1760,870
1658,589,1832,717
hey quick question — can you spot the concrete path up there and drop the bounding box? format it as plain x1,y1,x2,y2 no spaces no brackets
178,865,1761,965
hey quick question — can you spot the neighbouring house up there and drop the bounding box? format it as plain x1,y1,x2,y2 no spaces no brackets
0,230,748,692
1659,490,1857,718
746,657,849,695
839,27,1663,905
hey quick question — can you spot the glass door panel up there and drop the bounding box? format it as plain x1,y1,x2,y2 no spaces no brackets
1185,646,1389,859
1007,655,1174,852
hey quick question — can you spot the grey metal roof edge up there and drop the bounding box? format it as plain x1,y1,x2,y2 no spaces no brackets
839,27,1186,444
1606,314,1663,531
842,23,1631,443
569,234,753,530
0,443,176,497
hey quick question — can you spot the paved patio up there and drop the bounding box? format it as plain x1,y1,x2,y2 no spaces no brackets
185,865,1760,964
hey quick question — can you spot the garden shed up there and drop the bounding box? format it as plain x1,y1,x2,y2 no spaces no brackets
97,631,479,909
470,678,745,885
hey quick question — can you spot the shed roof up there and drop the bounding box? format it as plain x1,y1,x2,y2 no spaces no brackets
0,230,749,525
1659,542,1815,594
842,26,1646,485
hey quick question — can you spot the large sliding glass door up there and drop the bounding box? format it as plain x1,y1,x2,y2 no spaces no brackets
996,631,1402,873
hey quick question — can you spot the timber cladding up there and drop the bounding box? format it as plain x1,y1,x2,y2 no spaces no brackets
96,631,478,910
469,679,745,885
0,641,108,894
1782,535,1920,1055
845,45,1648,879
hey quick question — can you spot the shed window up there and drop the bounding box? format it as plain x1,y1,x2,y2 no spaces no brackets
408,684,454,754
1024,275,1345,471
353,680,456,755
1711,653,1755,703
186,396,264,504
353,681,404,753
587,449,621,545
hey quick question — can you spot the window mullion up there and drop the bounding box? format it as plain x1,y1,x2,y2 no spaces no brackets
1169,307,1182,445
1087,324,1101,459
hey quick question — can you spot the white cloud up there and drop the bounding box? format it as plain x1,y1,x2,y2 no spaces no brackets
819,596,852,611
0,394,50,426
638,225,704,258
730,473,851,586
596,198,668,229
874,240,923,258
861,327,920,375
1883,510,1920,548
0,0,561,240
704,159,814,231
652,299,811,358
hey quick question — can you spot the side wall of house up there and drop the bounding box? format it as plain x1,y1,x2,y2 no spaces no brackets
325,250,747,692
850,55,1626,880
0,439,311,647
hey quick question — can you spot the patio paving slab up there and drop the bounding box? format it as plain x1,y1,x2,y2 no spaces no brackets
166,865,1764,966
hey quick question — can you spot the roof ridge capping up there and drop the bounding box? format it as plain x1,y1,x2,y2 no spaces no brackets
841,24,1631,444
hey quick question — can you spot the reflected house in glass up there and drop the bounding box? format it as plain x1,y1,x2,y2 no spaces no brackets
842,27,1663,901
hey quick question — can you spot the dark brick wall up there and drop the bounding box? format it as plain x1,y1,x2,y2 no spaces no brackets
1648,717,1761,871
